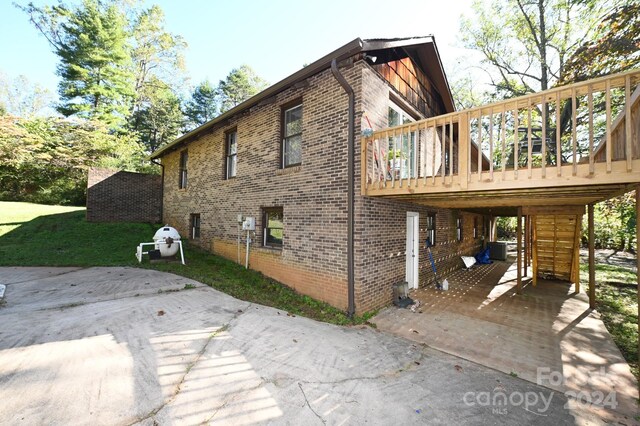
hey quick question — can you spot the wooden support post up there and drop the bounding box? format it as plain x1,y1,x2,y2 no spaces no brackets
524,215,529,275
517,207,522,294
532,215,538,287
459,112,469,189
588,203,596,309
573,214,582,294
636,188,640,368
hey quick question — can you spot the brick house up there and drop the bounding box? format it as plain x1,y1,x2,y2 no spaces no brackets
150,37,495,314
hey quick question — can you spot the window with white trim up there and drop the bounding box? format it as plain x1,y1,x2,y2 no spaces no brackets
282,104,302,168
388,101,417,179
179,150,188,189
426,213,436,245
226,130,237,179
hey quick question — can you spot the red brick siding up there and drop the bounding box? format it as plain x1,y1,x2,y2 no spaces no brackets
161,60,486,314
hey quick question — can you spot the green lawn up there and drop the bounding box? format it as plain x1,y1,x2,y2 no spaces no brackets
580,263,638,380
0,202,371,325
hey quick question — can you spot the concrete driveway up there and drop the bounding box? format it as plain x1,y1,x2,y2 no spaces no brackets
0,267,582,425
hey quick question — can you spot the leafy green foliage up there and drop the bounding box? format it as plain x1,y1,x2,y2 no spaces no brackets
130,77,183,152
218,65,268,113
184,80,218,129
563,3,640,83
129,4,186,150
0,202,374,325
0,115,149,205
582,192,637,251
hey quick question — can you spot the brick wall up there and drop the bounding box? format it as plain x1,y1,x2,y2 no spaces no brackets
160,59,486,314
86,168,162,223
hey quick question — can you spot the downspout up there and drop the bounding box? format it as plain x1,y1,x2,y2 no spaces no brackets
331,58,355,318
151,159,164,223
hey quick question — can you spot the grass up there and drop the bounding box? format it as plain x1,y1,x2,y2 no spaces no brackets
0,201,373,325
580,263,638,380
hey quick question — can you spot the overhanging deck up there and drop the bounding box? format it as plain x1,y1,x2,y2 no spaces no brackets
361,69,640,214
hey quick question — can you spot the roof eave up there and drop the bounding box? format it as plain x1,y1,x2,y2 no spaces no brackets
150,37,364,159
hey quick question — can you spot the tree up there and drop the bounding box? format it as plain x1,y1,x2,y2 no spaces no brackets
218,65,268,113
130,77,183,152
459,0,615,98
0,72,54,117
18,0,135,129
562,2,640,83
184,80,218,129
0,115,148,205
129,4,187,120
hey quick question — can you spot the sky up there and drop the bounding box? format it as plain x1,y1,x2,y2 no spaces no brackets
0,0,480,100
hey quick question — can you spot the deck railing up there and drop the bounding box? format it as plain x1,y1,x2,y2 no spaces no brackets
362,69,640,195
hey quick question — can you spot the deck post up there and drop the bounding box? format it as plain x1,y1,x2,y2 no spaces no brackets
588,203,596,309
532,215,537,287
636,188,640,366
459,112,469,189
517,207,522,294
524,215,528,275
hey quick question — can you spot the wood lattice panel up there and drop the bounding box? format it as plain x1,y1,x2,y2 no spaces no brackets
532,214,581,283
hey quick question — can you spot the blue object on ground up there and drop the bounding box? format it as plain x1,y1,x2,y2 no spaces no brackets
475,247,493,264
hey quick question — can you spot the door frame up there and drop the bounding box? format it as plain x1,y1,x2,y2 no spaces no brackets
406,212,420,289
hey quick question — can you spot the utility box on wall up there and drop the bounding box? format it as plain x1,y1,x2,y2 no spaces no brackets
242,217,255,231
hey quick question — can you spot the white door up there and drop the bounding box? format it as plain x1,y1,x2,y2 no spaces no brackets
406,212,419,289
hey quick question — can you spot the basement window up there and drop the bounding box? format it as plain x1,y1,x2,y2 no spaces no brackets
457,217,463,242
426,213,436,245
179,150,188,189
190,214,200,239
263,207,283,249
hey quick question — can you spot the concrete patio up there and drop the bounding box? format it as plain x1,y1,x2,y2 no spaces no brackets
0,266,582,425
372,260,639,423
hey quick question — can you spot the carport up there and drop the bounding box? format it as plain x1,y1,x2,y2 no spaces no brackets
372,258,639,421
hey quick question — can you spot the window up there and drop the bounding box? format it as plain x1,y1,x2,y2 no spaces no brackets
263,207,283,248
457,217,463,242
225,130,237,179
474,217,478,239
190,214,200,239
426,213,436,245
282,103,302,168
388,101,417,179
179,150,188,189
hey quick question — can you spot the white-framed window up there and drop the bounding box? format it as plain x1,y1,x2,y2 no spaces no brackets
457,217,463,241
190,213,200,239
282,104,302,168
388,101,417,179
263,207,283,249
427,213,436,245
226,130,237,179
179,150,188,189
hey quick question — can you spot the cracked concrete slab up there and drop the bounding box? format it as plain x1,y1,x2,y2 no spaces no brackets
0,267,598,425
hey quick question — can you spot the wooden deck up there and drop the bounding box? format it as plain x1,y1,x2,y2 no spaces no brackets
362,70,640,212
372,261,639,422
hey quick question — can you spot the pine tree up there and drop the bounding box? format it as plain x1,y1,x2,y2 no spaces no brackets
20,0,135,129
218,65,268,113
184,80,218,129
